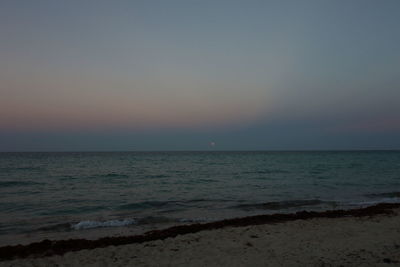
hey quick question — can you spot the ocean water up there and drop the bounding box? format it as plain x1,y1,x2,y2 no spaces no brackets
0,151,399,245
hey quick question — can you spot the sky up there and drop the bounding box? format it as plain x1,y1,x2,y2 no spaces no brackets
1,0,399,151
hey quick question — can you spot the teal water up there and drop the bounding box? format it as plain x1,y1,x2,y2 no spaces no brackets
0,151,399,244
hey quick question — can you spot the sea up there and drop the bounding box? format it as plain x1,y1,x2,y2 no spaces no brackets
1,151,399,246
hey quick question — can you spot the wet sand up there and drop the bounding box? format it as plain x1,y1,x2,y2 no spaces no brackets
1,203,400,266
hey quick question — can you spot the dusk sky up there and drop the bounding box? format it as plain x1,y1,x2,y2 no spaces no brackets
1,0,399,151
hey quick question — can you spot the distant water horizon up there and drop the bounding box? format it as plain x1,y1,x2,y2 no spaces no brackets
1,149,400,153
1,151,399,246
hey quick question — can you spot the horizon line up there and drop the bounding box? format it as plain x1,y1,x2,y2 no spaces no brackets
1,149,399,153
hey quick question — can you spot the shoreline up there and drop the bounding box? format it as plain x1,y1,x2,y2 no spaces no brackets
1,202,399,261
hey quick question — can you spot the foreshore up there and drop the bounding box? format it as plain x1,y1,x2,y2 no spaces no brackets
1,203,400,266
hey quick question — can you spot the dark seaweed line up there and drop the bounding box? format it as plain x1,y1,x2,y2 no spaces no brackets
1,203,399,261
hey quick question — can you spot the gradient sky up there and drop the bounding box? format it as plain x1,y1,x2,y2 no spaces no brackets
1,0,400,151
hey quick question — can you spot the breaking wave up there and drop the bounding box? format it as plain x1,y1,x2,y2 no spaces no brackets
71,219,136,230
232,199,337,211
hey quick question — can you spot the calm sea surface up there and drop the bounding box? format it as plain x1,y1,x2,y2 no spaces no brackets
1,151,399,245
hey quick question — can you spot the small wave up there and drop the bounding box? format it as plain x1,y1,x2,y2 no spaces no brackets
197,178,218,183
179,218,209,223
348,198,400,206
118,200,194,210
243,169,289,175
136,216,176,224
71,219,136,230
118,201,176,210
0,167,44,172
118,198,231,211
145,174,170,179
365,192,400,198
0,181,43,188
39,205,108,216
101,173,129,178
16,167,43,171
132,216,209,225
232,199,336,211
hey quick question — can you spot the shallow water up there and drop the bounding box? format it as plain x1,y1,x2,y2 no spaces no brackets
0,151,399,245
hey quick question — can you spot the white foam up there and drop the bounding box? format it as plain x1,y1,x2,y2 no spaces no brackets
71,219,136,230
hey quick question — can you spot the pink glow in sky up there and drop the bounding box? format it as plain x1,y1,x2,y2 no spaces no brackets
1,1,400,150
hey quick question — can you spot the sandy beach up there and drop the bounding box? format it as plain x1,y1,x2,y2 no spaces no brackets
1,204,400,266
